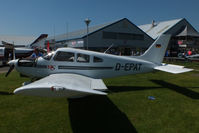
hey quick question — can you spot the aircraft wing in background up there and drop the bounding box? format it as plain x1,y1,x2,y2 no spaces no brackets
2,41,14,49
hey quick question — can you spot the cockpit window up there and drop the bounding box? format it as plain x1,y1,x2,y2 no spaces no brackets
42,52,54,61
93,56,103,63
54,51,74,62
77,53,90,63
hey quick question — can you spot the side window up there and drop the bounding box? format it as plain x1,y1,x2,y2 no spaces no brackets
77,53,90,63
53,51,74,62
93,56,103,63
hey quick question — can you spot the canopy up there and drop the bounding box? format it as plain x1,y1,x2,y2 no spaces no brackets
177,26,199,37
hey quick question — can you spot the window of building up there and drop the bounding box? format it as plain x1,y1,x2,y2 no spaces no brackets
93,56,103,63
53,51,74,62
117,33,132,40
77,53,90,63
102,31,144,41
102,32,117,39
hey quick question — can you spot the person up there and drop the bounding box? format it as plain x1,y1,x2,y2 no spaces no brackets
30,48,43,59
165,50,169,57
131,50,134,56
188,50,192,56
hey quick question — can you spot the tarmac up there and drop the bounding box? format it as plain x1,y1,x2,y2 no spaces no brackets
0,66,9,74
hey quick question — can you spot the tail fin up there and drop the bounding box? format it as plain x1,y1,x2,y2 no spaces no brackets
139,34,171,64
2,41,14,49
29,34,48,49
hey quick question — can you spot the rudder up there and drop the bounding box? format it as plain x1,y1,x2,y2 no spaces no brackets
29,34,48,49
138,34,171,64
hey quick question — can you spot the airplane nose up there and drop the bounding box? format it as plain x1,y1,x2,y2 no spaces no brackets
8,59,17,66
13,88,22,94
5,59,18,77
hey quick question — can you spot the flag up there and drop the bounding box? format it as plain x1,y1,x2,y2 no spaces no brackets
178,40,183,45
156,44,161,48
47,41,50,53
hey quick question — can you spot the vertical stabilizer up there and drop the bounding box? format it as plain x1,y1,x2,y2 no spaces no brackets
138,34,171,64
29,34,48,49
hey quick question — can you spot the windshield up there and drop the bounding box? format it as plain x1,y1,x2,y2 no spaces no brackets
42,52,54,60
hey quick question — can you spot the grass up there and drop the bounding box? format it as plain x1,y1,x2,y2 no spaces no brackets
0,61,199,133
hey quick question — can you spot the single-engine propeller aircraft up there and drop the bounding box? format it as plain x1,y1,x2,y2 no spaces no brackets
6,34,193,98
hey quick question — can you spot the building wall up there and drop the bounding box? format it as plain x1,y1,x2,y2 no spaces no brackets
83,19,154,49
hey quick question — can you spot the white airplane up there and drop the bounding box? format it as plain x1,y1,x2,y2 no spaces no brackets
0,34,48,64
6,34,193,98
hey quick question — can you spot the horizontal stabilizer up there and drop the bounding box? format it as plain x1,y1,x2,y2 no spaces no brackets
154,64,193,74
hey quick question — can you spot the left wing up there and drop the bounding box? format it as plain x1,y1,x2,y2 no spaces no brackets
14,74,107,98
154,63,193,74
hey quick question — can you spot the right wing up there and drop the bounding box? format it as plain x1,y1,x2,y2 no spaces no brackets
14,73,107,98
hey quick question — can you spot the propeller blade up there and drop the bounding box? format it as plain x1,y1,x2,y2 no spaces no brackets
5,65,15,77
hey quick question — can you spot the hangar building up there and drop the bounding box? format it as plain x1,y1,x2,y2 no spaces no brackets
48,18,154,55
139,18,199,56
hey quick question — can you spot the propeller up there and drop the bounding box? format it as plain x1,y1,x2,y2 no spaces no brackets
5,48,16,77
5,64,15,77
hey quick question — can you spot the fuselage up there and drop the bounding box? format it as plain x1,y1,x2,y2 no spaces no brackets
14,48,34,58
14,48,156,79
0,47,4,60
0,47,33,60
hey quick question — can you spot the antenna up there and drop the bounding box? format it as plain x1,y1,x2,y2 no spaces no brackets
12,41,15,60
53,24,55,40
104,43,114,54
66,22,68,40
13,41,15,59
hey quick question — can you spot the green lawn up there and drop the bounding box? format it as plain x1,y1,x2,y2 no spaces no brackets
0,62,199,133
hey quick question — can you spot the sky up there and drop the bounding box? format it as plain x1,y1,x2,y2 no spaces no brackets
0,0,199,37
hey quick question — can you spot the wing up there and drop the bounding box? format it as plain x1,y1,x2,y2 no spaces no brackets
154,63,193,74
14,74,107,98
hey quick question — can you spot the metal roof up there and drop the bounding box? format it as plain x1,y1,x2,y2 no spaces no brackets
48,21,114,42
139,18,183,39
48,18,155,43
177,25,199,37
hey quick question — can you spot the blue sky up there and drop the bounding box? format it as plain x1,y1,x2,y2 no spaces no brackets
0,0,198,37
